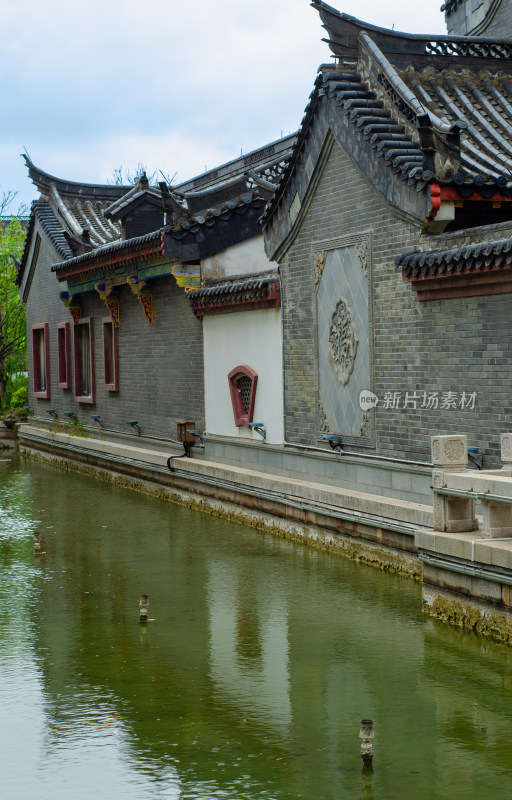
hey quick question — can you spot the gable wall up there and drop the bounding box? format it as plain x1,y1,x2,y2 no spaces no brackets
445,0,512,37
280,137,512,467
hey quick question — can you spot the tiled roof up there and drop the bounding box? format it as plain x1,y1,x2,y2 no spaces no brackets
262,5,512,224
23,155,129,203
51,228,163,273
50,188,122,247
188,273,280,317
17,202,72,285
50,193,267,274
21,135,294,288
18,168,123,285
397,236,512,278
323,68,425,177
175,134,296,194
173,193,265,234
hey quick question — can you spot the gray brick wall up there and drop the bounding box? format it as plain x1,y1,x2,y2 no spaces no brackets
279,136,512,468
24,218,204,439
445,0,512,38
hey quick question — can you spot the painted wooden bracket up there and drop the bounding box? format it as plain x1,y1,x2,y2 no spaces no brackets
59,290,82,324
127,276,153,324
95,282,120,327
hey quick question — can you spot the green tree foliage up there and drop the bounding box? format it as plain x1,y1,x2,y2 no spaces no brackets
0,216,26,408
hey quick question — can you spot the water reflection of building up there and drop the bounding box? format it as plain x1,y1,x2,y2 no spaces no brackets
13,462,512,798
208,559,292,733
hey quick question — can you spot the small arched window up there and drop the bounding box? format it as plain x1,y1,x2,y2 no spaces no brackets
228,365,258,427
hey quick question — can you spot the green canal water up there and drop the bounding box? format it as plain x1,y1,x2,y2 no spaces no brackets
2,457,512,800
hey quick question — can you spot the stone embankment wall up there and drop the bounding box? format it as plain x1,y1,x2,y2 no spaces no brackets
17,425,512,646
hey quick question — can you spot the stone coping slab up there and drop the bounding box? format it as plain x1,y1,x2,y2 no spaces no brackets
18,424,433,529
445,471,512,498
416,528,512,571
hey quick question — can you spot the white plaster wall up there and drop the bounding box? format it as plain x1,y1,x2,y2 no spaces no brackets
202,235,271,281
204,308,284,443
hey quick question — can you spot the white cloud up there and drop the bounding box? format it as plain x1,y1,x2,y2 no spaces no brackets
3,1,446,205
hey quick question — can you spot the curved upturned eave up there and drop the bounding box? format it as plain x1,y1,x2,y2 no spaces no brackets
22,154,130,202
310,1,512,59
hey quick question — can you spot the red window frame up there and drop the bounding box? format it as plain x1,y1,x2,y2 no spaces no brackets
57,322,71,389
32,323,50,399
102,317,119,391
73,317,95,404
228,365,258,428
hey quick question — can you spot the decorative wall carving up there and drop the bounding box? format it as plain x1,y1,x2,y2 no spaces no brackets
313,231,374,447
359,410,371,437
329,297,358,385
314,251,327,286
318,399,330,433
355,241,368,277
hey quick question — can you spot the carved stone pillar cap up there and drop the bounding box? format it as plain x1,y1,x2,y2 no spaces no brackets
501,433,512,464
431,435,468,467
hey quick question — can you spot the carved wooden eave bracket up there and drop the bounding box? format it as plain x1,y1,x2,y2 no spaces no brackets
127,276,153,324
171,263,201,293
95,282,120,327
59,290,82,324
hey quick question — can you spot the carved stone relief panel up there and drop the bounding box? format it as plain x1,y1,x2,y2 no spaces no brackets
329,297,358,385
314,232,374,447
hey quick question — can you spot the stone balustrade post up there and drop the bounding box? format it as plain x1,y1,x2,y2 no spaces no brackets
501,433,512,468
481,500,512,539
431,435,476,532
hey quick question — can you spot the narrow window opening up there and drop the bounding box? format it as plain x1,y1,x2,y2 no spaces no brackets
73,318,95,403
57,322,70,389
80,326,91,396
228,365,258,427
103,318,119,391
237,375,253,413
32,323,50,399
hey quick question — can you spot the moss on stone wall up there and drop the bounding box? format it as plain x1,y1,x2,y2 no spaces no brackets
425,595,512,646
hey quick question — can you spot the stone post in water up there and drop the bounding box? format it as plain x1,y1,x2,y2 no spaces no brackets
360,719,374,765
34,531,41,553
139,593,149,623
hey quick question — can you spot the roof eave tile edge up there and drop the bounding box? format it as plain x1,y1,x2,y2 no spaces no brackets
397,236,512,281
17,202,72,287
189,285,281,319
52,229,165,275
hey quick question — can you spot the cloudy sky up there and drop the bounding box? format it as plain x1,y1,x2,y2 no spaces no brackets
2,1,446,209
